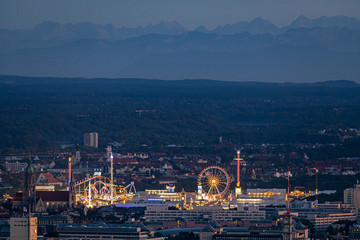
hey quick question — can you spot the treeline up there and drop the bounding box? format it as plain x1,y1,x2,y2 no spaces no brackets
0,76,359,153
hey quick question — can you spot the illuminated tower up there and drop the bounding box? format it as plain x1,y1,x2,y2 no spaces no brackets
68,157,72,191
110,152,114,204
88,180,92,207
67,156,76,209
234,150,243,197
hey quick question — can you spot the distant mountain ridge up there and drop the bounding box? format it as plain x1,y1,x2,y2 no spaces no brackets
287,15,360,30
208,15,360,35
0,75,357,87
1,15,360,52
0,15,359,82
0,21,187,52
211,17,281,35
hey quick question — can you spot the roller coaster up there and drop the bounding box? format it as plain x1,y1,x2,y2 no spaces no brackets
74,175,135,207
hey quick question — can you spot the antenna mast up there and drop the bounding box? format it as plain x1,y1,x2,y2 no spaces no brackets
315,162,318,200
287,166,290,214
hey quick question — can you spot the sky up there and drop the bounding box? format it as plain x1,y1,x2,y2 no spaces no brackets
1,0,360,30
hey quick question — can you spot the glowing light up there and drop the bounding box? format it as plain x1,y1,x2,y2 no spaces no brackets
74,175,132,207
198,166,230,200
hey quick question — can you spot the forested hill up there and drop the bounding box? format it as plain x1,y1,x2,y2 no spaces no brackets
0,76,359,152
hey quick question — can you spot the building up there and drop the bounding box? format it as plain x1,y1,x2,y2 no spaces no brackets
4,161,28,172
145,205,265,223
34,191,71,212
293,221,309,239
0,219,10,239
57,222,163,240
287,200,358,230
12,159,75,213
312,212,357,230
10,216,37,240
37,215,73,236
209,226,284,240
84,132,98,148
37,215,72,226
211,223,309,240
143,186,181,202
283,212,293,240
292,209,357,230
344,182,360,208
349,225,360,240
13,190,72,213
154,222,222,240
37,172,62,187
35,185,55,191
213,232,283,240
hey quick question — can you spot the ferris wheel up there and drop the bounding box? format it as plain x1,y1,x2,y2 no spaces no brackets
198,166,230,199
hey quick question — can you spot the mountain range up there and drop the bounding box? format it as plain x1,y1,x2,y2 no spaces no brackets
0,16,359,82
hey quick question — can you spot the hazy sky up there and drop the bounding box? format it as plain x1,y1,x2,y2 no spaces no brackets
1,0,360,30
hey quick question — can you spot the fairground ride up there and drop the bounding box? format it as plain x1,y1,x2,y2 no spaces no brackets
197,166,230,201
74,175,135,207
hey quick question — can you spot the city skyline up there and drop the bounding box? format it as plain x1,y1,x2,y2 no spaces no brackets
1,0,360,239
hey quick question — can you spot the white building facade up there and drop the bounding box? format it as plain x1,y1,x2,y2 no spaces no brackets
145,205,265,222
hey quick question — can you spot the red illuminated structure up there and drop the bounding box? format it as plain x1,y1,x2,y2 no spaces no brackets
68,157,71,191
234,150,242,197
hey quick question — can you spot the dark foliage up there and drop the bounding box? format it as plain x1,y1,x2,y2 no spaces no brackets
0,76,359,153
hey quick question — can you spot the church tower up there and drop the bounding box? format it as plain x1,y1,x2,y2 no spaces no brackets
68,176,76,209
75,144,81,164
23,154,36,211
68,157,76,209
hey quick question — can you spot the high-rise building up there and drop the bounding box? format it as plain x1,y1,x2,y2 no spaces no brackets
344,182,360,208
282,212,293,240
10,216,37,240
84,132,98,148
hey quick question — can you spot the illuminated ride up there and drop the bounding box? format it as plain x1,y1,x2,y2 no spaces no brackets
197,166,230,200
289,187,312,199
74,175,133,207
